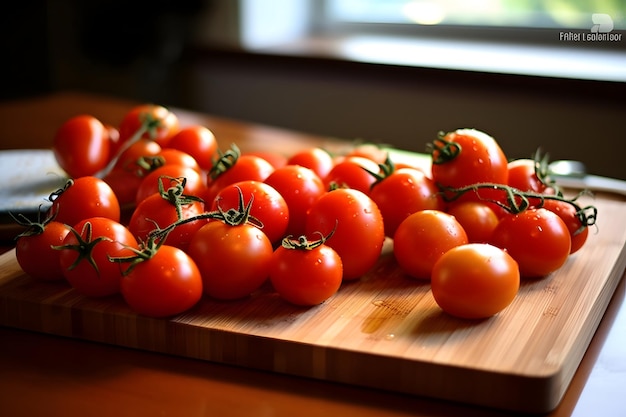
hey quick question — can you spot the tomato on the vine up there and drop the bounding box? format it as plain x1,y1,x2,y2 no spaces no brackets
368,165,443,237
393,210,468,280
264,165,326,237
446,201,499,243
287,147,334,179
211,180,289,245
507,158,552,194
56,217,139,297
540,199,589,254
165,125,218,171
135,166,206,205
187,219,273,300
431,243,520,319
323,156,379,194
305,188,385,280
116,243,203,318
49,177,121,227
270,234,343,306
14,215,70,281
156,148,202,173
117,104,180,149
489,208,571,277
52,114,111,178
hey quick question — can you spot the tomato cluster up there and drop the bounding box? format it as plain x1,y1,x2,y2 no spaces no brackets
13,108,597,320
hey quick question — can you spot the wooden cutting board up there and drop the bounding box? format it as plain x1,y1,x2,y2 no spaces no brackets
1,191,625,414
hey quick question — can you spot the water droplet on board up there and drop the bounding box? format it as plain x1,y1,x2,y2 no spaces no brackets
385,333,396,341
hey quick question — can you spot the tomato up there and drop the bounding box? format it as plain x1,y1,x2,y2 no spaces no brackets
128,184,207,252
244,151,288,169
166,125,218,171
431,243,520,319
507,158,551,194
211,181,289,245
323,156,379,193
345,143,388,164
52,114,111,178
103,167,146,209
269,235,343,306
113,139,162,172
205,147,275,203
446,201,499,243
540,199,589,254
157,148,202,172
14,218,70,281
135,165,206,205
286,147,334,179
305,188,385,280
117,104,180,149
187,220,273,300
49,177,121,227
393,210,468,280
119,244,203,318
56,217,138,297
369,167,443,237
431,129,509,212
489,208,571,277
264,165,326,237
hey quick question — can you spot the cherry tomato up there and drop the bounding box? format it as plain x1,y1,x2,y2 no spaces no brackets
431,129,509,213
286,147,334,179
446,201,499,243
119,244,203,318
393,210,468,280
305,188,385,280
369,167,444,237
540,199,589,254
270,236,343,306
114,139,162,172
264,165,326,237
52,114,111,178
14,219,70,281
57,217,138,297
205,148,275,203
187,220,273,300
211,180,289,245
244,151,288,169
507,159,551,194
323,156,379,193
166,125,218,171
103,168,146,209
49,177,121,227
345,143,388,164
489,208,571,277
431,243,520,319
157,148,202,172
128,185,207,252
135,166,206,205
117,104,180,149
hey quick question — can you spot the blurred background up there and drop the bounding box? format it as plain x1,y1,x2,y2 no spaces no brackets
1,0,625,179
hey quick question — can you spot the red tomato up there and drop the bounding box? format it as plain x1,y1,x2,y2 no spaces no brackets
187,220,273,300
157,148,202,172
446,201,499,243
490,208,571,277
541,199,589,254
103,168,146,208
345,143,388,164
369,167,444,237
264,165,326,237
15,219,70,281
205,150,275,203
57,217,138,297
113,139,162,172
52,115,111,178
117,104,180,149
431,243,520,319
507,159,551,194
305,188,385,280
393,210,468,280
49,177,121,227
128,189,207,252
323,156,379,193
119,245,203,318
270,236,343,306
166,125,218,171
286,147,334,179
211,181,289,245
431,129,509,212
244,151,288,169
135,165,206,205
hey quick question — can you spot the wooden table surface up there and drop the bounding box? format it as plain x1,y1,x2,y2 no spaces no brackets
1,91,624,417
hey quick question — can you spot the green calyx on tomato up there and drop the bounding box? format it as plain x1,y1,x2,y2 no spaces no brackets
428,131,462,165
281,224,337,251
52,221,112,274
207,143,241,181
10,205,55,238
155,175,205,221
